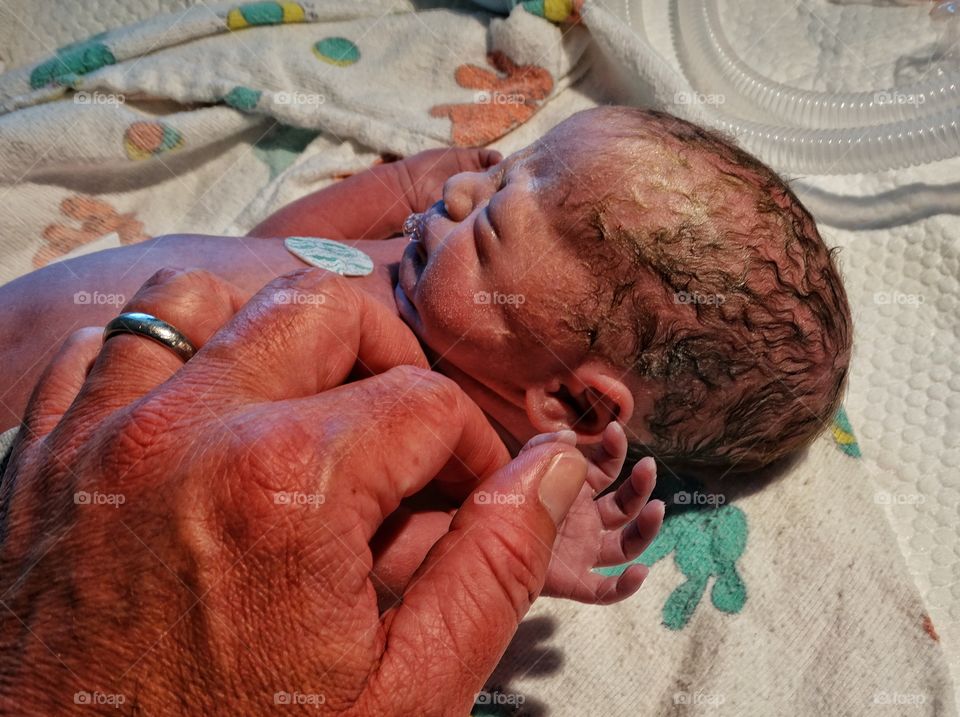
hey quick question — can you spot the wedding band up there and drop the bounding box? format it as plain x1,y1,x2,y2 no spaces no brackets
102,312,197,362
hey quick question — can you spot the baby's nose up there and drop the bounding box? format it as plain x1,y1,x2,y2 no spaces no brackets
442,171,489,222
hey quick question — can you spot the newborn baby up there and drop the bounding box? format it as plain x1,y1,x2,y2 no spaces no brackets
0,105,852,603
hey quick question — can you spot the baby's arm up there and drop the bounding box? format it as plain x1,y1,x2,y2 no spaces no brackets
0,234,302,431
0,148,500,427
249,147,500,240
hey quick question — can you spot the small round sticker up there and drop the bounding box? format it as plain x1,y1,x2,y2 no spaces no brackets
284,236,374,277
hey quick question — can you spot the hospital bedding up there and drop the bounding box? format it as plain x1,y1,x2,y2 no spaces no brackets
0,0,956,713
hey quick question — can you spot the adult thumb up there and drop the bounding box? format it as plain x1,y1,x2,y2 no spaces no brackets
369,443,588,714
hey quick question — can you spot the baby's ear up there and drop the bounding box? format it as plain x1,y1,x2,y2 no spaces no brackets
524,364,634,444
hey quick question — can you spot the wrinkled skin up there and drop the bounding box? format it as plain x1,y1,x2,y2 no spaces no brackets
0,266,601,715
0,145,664,608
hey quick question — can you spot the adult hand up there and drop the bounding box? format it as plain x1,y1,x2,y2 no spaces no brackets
372,424,663,609
0,266,588,715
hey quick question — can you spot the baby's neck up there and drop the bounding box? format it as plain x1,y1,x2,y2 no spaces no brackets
287,237,533,454
428,355,532,458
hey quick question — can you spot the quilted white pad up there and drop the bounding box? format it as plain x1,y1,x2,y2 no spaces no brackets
633,0,960,699
0,0,955,707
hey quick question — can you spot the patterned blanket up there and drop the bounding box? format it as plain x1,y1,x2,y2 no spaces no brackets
0,2,954,714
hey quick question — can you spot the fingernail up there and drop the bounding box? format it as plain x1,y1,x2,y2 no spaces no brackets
539,452,587,525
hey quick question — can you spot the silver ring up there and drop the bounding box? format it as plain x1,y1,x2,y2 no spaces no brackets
102,312,197,362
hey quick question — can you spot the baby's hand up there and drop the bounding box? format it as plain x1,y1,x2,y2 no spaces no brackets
391,147,502,214
522,423,664,604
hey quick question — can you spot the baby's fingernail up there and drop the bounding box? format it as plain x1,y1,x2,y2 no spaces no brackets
539,451,587,525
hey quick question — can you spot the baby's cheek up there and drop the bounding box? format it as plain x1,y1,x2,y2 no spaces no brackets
417,257,480,337
418,254,504,352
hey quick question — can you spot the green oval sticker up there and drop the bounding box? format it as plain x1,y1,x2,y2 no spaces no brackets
285,236,374,277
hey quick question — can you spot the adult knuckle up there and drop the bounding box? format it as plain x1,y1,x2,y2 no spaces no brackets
214,413,338,555
472,527,542,617
173,267,232,301
138,266,186,292
376,365,462,415
98,397,178,478
267,267,352,309
224,412,321,490
384,364,449,396
207,270,349,359
130,267,232,313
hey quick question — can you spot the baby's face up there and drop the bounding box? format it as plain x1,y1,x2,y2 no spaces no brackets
394,118,605,400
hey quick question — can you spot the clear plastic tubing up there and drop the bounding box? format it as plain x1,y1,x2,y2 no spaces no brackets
677,0,960,127
709,111,960,174
671,0,960,173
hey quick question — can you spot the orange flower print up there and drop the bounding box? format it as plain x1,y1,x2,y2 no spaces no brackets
429,51,553,146
35,195,149,268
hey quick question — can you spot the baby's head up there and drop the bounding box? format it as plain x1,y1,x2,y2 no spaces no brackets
396,105,852,475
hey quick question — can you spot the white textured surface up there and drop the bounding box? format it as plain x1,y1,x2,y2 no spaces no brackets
637,0,960,700
0,0,196,70
0,0,955,706
839,218,960,679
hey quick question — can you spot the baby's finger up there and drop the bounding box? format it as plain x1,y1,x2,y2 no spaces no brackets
597,456,656,528
521,429,577,453
555,563,650,605
598,500,664,566
479,148,503,167
585,422,628,492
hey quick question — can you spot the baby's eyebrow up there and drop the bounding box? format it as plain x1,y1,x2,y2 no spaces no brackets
499,145,538,174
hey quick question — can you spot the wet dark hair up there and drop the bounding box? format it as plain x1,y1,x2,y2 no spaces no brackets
567,106,852,475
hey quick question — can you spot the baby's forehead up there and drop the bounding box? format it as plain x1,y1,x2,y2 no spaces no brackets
501,122,702,231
